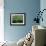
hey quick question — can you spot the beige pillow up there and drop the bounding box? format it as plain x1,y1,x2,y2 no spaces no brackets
17,37,25,46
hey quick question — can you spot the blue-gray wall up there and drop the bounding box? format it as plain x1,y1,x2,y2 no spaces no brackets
4,0,40,42
40,0,46,27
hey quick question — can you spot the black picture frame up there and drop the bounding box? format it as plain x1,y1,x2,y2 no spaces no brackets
10,13,26,26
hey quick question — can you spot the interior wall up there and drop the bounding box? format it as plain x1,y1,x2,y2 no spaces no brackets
40,0,46,27
4,0,40,42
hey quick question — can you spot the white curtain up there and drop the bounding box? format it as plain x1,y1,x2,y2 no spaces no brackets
0,0,4,42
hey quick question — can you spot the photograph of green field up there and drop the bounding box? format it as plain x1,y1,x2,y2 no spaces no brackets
12,15,23,23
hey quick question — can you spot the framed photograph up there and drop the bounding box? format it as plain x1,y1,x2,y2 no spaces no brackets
10,13,26,26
